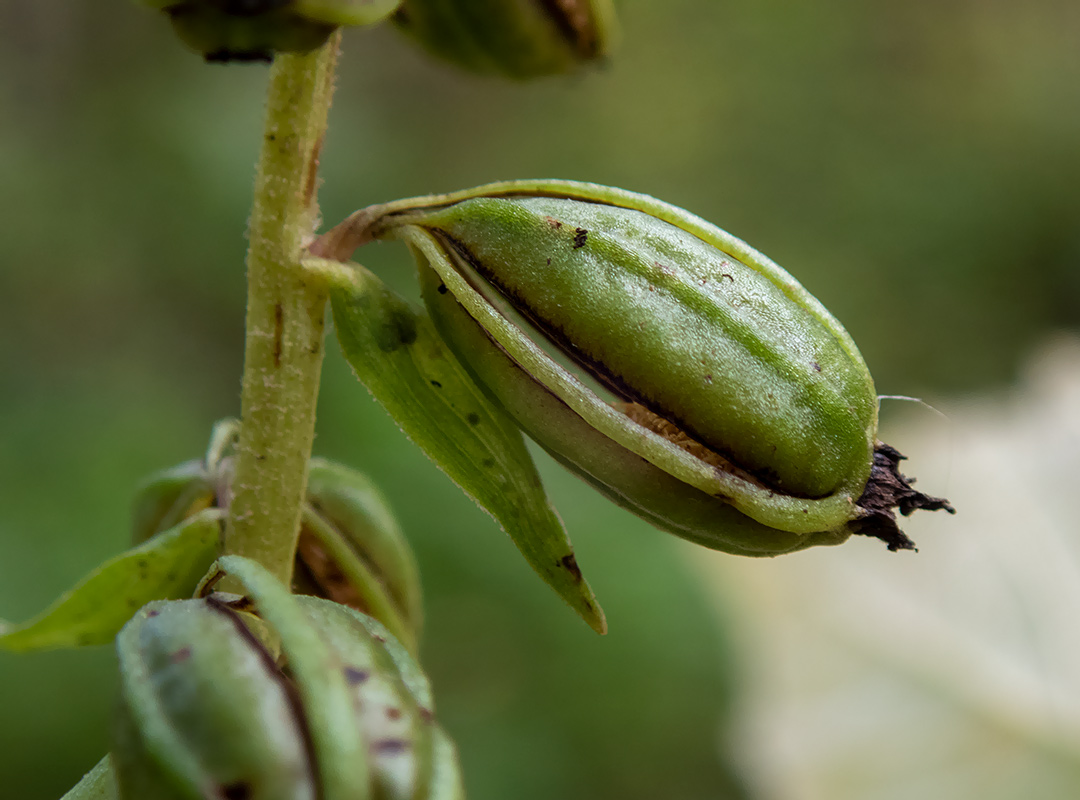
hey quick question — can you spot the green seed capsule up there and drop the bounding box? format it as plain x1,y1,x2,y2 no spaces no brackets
413,257,847,557
113,556,463,800
315,180,953,553
298,458,424,653
391,0,616,79
114,599,318,800
136,0,401,62
130,422,424,641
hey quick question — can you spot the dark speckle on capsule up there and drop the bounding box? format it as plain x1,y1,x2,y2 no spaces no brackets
344,667,369,685
372,739,410,755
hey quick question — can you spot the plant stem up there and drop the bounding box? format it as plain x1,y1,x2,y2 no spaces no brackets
225,33,341,586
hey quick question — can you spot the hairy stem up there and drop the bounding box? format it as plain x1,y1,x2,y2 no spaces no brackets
225,33,341,585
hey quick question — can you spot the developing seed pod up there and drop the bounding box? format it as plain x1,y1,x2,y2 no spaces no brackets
113,556,463,800
314,180,953,555
297,458,424,653
113,597,317,800
136,0,401,62
391,0,616,79
131,422,422,643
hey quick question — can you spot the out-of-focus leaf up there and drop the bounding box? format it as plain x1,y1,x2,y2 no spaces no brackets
130,459,213,545
60,756,117,800
316,257,606,634
0,510,222,652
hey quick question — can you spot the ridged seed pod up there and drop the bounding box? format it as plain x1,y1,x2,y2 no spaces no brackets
113,555,462,800
298,458,424,653
315,180,953,555
391,0,616,79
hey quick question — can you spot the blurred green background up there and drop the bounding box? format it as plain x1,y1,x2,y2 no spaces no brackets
1,1,1077,798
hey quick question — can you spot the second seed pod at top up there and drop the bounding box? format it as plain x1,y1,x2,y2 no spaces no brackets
316,180,952,556
391,0,616,79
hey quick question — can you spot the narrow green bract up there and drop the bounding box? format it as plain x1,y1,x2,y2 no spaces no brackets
321,258,607,631
0,510,222,652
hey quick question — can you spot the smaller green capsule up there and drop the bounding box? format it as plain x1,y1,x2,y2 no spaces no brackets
391,0,616,79
296,596,459,800
297,458,424,652
137,0,401,62
129,421,426,641
295,0,403,27
165,4,333,62
305,459,421,630
114,599,317,800
113,558,464,800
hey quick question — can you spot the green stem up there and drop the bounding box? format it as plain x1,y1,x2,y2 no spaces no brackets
225,33,341,586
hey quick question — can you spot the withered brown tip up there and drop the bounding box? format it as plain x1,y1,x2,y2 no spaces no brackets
852,443,955,552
